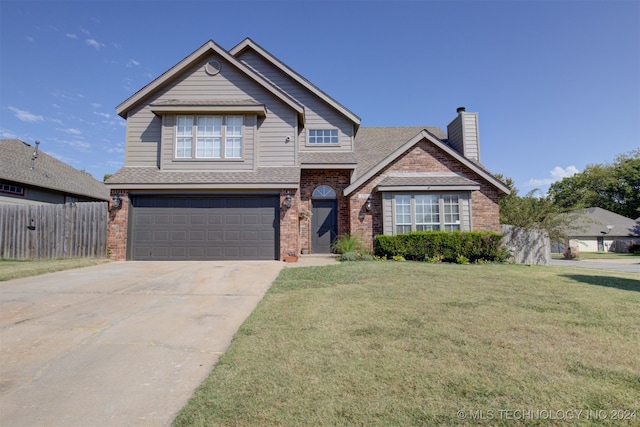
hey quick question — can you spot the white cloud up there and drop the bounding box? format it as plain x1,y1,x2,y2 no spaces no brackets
60,139,91,150
126,59,140,68
85,38,104,50
66,33,77,39
8,106,44,122
0,128,17,138
26,36,35,43
91,102,101,108
94,112,110,119
58,128,83,136
527,165,579,187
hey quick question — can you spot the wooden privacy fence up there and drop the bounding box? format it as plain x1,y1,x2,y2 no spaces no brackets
501,224,551,266
0,202,108,260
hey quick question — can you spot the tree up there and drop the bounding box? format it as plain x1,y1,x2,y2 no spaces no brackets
548,149,640,218
103,173,113,182
497,175,579,243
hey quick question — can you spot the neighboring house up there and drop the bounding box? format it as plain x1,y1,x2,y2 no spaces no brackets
106,38,509,261
556,207,640,253
0,139,109,205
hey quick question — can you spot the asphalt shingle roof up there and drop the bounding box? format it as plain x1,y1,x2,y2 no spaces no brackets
570,207,639,237
0,140,109,200
353,127,447,179
378,175,479,188
106,166,300,185
299,151,357,165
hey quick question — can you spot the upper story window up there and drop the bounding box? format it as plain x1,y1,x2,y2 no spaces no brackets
0,182,25,196
394,193,461,234
308,129,338,144
176,115,243,159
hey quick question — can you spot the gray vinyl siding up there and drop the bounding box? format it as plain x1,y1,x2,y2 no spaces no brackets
446,112,480,162
382,191,472,235
237,50,354,152
123,53,297,169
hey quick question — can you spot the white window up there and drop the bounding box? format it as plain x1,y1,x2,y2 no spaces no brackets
394,194,462,234
395,195,412,234
176,116,193,158
225,115,243,158
443,195,461,231
308,129,338,144
415,195,440,231
176,115,242,159
0,182,25,196
196,116,221,158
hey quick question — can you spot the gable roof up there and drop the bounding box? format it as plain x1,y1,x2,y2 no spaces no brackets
230,38,361,131
115,40,304,124
0,140,109,200
569,207,639,237
343,128,510,196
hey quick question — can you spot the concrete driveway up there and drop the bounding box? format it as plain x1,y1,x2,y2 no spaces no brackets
0,261,284,427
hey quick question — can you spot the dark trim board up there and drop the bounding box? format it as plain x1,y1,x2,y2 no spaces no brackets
127,195,279,260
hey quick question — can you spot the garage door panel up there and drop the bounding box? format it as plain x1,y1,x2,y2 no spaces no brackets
130,196,278,260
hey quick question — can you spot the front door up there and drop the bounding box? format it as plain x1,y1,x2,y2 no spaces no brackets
312,200,337,253
597,236,604,252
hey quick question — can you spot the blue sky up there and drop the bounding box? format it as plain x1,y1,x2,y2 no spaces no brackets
1,0,638,193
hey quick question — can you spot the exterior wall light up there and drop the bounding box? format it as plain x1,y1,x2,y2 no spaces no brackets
110,194,122,210
283,192,292,209
365,195,372,212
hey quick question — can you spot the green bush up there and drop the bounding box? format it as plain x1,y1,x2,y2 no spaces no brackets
339,252,359,262
629,244,640,254
332,234,367,254
374,231,505,263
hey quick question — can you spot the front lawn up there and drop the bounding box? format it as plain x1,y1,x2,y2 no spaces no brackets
0,258,110,281
174,262,640,426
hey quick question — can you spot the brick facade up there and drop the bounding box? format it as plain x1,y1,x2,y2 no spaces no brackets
348,139,502,250
107,190,129,261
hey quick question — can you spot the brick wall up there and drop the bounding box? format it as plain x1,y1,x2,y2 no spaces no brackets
107,190,129,260
279,189,299,259
299,170,351,252
348,139,502,249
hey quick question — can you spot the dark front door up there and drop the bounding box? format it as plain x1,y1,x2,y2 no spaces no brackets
597,236,604,252
312,200,337,253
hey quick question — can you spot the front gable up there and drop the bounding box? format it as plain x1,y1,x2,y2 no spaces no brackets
231,38,361,152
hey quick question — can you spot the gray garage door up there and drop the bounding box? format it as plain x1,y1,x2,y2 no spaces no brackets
129,196,278,260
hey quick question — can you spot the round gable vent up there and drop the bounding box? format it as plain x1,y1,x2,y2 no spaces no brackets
205,60,221,76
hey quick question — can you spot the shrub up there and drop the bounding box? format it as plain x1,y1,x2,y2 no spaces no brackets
629,244,640,254
455,254,469,264
374,231,505,263
332,234,367,254
339,252,359,262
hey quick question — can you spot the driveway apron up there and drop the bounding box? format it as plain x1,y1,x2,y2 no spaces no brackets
0,261,284,427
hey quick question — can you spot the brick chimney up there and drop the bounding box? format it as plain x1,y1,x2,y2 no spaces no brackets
446,107,480,163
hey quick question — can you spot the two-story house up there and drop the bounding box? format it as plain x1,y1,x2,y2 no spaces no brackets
106,38,509,261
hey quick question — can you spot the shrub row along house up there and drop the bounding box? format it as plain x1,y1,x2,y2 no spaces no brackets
106,38,509,261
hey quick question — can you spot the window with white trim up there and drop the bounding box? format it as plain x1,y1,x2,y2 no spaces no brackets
176,115,242,159
308,129,338,144
0,182,25,196
394,193,461,234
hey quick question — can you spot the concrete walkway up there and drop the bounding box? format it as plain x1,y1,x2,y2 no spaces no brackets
0,261,285,427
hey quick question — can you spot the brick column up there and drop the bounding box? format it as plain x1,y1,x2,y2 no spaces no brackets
107,190,129,260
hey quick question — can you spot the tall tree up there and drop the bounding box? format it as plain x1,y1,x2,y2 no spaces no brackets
548,149,640,218
497,175,578,243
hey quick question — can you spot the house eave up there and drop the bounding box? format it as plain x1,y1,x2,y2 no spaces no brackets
377,185,481,192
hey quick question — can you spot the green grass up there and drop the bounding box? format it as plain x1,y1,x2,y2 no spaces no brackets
0,258,110,281
174,263,640,426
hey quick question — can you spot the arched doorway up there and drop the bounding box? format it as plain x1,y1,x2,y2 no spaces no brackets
311,185,337,253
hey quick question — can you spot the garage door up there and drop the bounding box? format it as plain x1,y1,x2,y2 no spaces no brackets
129,196,278,260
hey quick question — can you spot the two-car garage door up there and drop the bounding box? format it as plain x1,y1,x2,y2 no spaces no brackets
129,196,278,260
